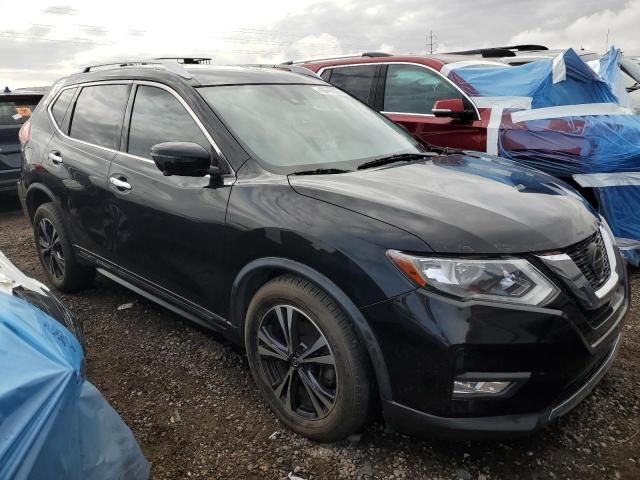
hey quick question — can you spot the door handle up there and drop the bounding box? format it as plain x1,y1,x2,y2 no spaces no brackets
109,176,132,192
48,151,63,164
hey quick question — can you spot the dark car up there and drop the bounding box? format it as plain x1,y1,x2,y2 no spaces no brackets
18,59,628,441
1,88,45,194
0,249,83,343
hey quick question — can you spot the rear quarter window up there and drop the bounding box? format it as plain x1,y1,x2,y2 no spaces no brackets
51,88,77,129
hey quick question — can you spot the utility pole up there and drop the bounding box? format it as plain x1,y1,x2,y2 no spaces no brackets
605,28,610,52
426,30,437,54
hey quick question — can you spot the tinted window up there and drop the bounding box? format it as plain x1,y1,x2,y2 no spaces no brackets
70,85,129,149
127,86,208,160
0,96,41,125
51,88,76,128
328,65,376,103
319,70,332,81
384,64,464,114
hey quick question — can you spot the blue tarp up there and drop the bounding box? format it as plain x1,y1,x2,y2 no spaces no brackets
446,48,640,264
449,48,621,107
0,293,150,480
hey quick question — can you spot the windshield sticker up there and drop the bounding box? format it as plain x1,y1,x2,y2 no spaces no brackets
15,106,32,116
312,86,347,96
12,113,22,120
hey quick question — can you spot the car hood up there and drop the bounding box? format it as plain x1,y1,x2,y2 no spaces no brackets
288,153,599,253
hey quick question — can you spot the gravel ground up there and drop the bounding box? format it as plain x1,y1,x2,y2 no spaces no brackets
1,195,639,480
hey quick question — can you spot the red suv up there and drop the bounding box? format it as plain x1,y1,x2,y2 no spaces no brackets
299,53,494,153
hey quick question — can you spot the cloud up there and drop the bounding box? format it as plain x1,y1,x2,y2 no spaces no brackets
0,0,638,88
509,1,640,53
42,5,78,15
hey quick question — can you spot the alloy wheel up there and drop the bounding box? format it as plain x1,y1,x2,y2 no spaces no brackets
38,218,65,280
257,304,338,420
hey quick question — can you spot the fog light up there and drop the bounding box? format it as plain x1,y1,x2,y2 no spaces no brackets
453,381,512,396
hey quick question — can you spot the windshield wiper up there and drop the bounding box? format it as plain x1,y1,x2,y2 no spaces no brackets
289,168,351,176
357,153,434,170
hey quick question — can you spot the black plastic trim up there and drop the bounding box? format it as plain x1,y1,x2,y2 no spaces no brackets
230,256,393,400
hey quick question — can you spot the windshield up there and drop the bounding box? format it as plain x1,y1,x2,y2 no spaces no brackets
199,84,424,172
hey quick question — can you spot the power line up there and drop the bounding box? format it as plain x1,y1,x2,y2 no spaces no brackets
426,30,437,54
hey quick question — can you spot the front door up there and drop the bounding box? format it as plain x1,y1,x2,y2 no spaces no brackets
105,83,232,319
378,63,487,151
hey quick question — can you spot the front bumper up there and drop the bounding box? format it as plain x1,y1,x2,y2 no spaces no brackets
361,250,628,439
382,332,621,439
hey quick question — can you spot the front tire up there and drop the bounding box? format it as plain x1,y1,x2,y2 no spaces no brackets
245,274,372,442
33,202,95,292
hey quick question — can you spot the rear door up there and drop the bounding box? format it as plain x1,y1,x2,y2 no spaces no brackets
45,82,131,259
105,82,232,320
0,94,41,191
378,63,486,150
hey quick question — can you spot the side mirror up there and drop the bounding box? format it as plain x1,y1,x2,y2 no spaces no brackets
432,99,475,120
151,142,217,177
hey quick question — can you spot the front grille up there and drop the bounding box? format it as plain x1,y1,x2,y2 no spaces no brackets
564,229,611,290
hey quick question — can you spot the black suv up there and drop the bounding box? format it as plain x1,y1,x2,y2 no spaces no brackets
18,60,628,441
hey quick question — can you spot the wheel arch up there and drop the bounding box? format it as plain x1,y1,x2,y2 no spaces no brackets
230,256,393,401
24,183,58,223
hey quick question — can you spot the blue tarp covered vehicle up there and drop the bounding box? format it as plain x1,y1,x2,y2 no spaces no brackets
0,292,150,480
445,48,640,265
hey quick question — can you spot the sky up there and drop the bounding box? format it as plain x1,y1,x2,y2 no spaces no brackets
1,0,639,88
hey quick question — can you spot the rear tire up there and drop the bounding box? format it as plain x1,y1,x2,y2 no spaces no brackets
245,274,372,442
33,202,95,292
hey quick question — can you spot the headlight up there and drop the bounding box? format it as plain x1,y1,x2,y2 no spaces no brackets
387,250,558,306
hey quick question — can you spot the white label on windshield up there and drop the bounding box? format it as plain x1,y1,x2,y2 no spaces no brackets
12,113,22,120
312,86,347,96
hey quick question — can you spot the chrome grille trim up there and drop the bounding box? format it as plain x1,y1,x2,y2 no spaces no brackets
536,226,618,310
564,229,611,290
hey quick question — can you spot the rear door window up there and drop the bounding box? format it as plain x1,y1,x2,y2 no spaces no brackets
0,96,41,125
327,65,377,104
127,85,208,160
51,88,76,129
383,64,465,115
69,84,129,149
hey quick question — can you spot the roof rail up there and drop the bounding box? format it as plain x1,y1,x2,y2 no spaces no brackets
241,64,321,79
362,51,393,57
501,44,549,52
448,45,549,58
80,58,197,79
156,57,212,65
283,51,392,65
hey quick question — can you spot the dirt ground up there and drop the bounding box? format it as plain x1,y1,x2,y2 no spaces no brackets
1,195,639,480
